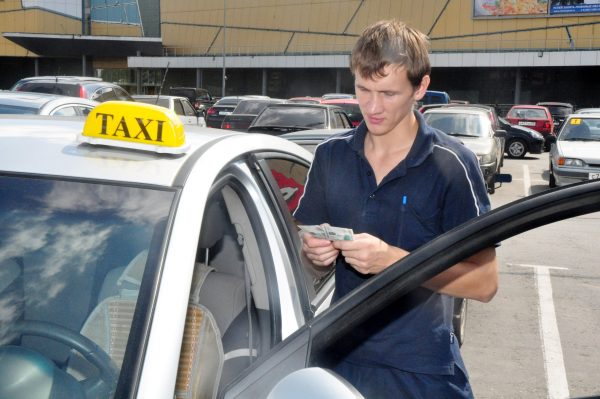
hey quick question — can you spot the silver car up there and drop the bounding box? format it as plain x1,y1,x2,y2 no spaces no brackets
549,113,600,187
0,91,98,116
132,94,206,126
422,107,506,194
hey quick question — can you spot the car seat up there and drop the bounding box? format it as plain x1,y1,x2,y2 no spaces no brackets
176,197,261,397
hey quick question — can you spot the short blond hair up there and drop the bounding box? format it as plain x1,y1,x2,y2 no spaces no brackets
350,19,431,88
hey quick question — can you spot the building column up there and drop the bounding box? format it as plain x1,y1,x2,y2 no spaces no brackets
34,58,39,76
136,51,142,94
336,68,342,93
82,54,87,77
262,69,268,96
196,68,203,88
514,67,522,105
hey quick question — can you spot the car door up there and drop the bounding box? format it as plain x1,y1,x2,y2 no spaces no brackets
223,179,600,398
169,148,334,399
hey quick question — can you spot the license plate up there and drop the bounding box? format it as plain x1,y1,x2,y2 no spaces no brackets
518,121,536,126
589,172,600,180
219,111,232,116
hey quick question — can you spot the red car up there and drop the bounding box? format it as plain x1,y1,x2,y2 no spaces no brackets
505,105,554,150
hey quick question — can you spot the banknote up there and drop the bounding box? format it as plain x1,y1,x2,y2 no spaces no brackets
298,225,354,241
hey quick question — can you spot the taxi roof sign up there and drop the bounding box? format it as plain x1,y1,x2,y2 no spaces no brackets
78,101,189,154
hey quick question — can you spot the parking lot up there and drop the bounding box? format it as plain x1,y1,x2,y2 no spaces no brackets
463,152,600,398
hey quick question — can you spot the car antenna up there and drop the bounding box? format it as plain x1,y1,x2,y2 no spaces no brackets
155,62,170,105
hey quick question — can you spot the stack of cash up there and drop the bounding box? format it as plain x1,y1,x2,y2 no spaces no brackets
298,225,354,241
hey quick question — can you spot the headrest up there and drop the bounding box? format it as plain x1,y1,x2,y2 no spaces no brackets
199,200,227,249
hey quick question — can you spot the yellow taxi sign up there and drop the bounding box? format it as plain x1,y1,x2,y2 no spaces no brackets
78,101,189,154
570,118,581,125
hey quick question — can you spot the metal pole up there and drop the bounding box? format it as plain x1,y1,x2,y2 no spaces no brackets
221,0,227,97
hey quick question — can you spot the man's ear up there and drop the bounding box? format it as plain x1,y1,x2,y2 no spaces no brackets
414,75,431,101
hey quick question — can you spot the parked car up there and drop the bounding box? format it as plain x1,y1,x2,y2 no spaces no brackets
422,107,506,194
132,94,206,126
536,101,574,130
205,96,268,128
11,76,134,102
505,105,554,150
548,113,600,187
321,98,363,127
440,104,506,167
499,117,545,158
168,87,214,116
220,98,287,131
0,91,98,116
247,103,352,135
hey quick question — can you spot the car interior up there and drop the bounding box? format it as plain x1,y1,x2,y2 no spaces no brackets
175,184,272,398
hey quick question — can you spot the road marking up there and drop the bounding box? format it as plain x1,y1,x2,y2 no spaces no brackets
508,263,570,399
523,164,531,196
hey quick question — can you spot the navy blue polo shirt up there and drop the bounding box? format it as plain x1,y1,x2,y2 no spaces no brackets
294,111,490,375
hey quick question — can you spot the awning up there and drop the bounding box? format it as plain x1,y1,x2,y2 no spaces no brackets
2,32,163,57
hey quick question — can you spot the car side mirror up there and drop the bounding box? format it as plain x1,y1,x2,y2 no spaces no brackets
267,368,364,399
546,135,557,145
495,129,507,138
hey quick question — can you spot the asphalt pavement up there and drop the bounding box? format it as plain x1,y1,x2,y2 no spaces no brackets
461,153,600,399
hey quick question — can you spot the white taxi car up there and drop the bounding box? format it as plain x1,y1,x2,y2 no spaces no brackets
1,102,600,399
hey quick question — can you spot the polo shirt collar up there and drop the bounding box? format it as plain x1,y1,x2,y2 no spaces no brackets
348,110,434,170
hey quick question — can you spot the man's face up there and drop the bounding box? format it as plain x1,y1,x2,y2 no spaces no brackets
354,65,429,136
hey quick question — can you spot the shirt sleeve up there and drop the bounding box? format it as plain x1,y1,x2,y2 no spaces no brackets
293,145,328,225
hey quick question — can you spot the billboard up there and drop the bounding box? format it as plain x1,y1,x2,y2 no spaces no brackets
474,0,600,17
473,0,549,16
550,0,600,14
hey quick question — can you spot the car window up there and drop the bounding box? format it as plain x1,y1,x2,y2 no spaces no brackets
510,108,548,119
92,87,118,102
0,104,38,114
334,110,351,128
261,157,334,304
181,99,196,116
253,107,326,129
15,82,80,97
51,105,79,116
173,99,185,116
0,175,176,395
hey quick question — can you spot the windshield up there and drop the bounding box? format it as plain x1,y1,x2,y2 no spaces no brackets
253,107,326,129
559,119,600,141
135,97,170,109
509,108,547,119
424,112,489,137
234,101,273,115
0,175,175,398
0,104,39,114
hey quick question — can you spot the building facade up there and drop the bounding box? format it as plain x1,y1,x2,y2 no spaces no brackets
1,0,600,108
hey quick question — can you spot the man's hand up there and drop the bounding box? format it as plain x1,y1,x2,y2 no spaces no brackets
333,233,407,275
301,232,340,267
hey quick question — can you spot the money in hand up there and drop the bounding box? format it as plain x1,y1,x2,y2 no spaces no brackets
298,225,354,241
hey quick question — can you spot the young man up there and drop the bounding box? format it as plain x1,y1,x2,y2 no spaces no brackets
294,20,498,398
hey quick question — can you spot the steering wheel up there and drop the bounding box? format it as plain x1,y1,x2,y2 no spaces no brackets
1,320,119,398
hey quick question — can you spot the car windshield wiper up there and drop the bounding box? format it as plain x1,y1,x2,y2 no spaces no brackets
446,132,480,138
250,125,307,133
562,137,599,141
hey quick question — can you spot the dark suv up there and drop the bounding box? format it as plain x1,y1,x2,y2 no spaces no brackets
536,102,574,130
168,87,214,116
11,76,133,102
